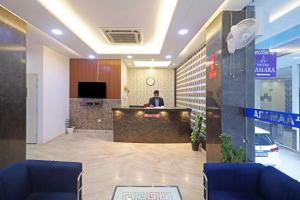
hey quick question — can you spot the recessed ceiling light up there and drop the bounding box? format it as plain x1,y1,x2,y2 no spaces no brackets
165,55,172,59
178,29,188,35
134,61,171,67
127,55,132,59
293,56,300,59
88,55,95,59
51,29,63,35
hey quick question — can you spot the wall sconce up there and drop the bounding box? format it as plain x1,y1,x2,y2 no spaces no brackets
114,110,123,118
181,111,190,119
160,111,168,118
124,86,129,95
136,111,144,117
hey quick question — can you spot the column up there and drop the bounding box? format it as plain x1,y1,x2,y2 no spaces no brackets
206,6,255,162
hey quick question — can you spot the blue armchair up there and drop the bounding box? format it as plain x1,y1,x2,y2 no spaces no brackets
203,163,300,200
0,160,82,200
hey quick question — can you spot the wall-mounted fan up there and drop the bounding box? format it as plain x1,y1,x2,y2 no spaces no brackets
227,18,259,54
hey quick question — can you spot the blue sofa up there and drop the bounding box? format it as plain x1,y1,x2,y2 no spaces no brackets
203,163,300,200
0,160,82,200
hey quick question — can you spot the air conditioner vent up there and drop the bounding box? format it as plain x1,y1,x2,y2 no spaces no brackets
101,28,143,44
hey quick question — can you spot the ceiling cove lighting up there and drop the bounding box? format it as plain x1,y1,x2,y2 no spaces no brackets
179,0,252,58
178,29,189,35
88,55,95,59
51,29,63,35
270,1,300,23
134,61,171,67
165,55,172,59
37,0,178,54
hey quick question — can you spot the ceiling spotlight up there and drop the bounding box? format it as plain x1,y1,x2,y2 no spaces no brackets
127,55,133,59
51,29,63,35
165,55,172,59
88,55,95,59
293,56,300,59
178,29,188,35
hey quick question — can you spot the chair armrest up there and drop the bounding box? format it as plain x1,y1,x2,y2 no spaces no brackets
26,160,82,195
203,163,263,194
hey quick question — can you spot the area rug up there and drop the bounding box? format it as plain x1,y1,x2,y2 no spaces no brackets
112,186,182,200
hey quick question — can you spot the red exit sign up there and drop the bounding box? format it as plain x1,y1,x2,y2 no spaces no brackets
209,54,217,79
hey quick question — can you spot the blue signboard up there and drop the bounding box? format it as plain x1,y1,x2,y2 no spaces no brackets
255,49,277,78
246,108,300,128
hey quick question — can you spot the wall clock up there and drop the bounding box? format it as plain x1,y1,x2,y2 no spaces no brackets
146,77,155,86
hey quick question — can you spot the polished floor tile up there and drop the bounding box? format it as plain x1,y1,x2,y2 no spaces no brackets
27,131,206,200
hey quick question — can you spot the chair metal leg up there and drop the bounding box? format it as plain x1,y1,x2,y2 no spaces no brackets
203,172,208,200
77,171,83,200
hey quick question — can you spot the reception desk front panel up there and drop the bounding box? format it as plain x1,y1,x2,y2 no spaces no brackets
112,107,192,143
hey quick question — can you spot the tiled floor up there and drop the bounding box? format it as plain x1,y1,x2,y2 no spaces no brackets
27,130,206,200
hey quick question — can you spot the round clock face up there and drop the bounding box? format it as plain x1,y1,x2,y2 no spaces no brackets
146,77,155,86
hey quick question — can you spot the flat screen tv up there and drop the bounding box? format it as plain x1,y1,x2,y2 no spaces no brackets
78,82,106,98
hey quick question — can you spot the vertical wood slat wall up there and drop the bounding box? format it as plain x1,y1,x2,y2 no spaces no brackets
70,59,121,99
175,47,206,122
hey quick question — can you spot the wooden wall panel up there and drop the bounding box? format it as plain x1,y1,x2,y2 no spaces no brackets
70,59,121,99
99,59,121,99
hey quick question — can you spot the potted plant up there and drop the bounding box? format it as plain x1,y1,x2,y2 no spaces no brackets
191,115,203,151
220,133,246,163
65,119,75,134
191,129,200,151
199,118,206,150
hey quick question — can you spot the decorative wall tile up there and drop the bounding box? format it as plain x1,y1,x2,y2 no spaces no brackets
70,98,121,130
176,47,206,122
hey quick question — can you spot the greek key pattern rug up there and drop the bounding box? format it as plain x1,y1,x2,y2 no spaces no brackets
112,186,182,200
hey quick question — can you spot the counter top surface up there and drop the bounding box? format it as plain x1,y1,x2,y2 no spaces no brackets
112,106,192,111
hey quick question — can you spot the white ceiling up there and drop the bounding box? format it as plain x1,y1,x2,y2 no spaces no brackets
0,0,251,67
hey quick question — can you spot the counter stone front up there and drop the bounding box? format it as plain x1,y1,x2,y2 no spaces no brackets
112,106,192,143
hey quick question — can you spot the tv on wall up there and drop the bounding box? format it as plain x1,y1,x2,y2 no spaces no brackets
78,82,106,98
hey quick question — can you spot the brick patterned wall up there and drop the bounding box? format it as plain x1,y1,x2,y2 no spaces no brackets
176,47,206,122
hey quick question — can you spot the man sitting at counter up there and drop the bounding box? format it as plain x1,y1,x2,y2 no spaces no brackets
148,90,164,107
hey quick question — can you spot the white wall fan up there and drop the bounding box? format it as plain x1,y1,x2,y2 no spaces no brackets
227,18,259,54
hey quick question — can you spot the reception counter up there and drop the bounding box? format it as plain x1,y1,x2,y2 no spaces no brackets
112,106,192,143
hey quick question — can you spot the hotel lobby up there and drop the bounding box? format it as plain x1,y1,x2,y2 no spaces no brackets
1,0,300,200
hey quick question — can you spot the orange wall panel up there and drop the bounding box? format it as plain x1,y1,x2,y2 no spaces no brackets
70,59,121,99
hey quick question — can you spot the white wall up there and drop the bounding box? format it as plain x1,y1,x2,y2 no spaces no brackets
26,45,44,143
26,45,70,144
42,47,69,142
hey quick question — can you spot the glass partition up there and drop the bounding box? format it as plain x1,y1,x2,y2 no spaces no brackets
253,0,300,181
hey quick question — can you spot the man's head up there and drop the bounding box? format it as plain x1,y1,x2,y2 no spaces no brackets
154,90,159,98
